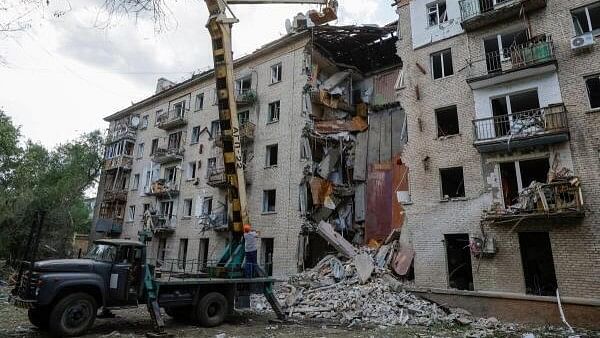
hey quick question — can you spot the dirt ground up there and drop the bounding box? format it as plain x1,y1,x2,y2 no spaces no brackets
0,285,597,338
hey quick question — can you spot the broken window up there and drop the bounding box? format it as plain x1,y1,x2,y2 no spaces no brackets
238,110,250,124
198,238,209,271
127,205,136,222
195,93,204,111
160,201,174,218
518,232,557,296
132,174,140,190
173,101,185,118
165,166,177,182
236,76,252,95
187,161,197,180
263,189,276,213
498,158,549,207
585,74,600,109
445,234,474,291
266,144,278,167
427,1,447,26
440,167,465,199
168,131,182,149
191,126,200,144
210,120,220,138
490,89,540,138
184,199,193,217
157,238,166,261
202,197,213,215
136,143,144,158
484,29,529,73
435,105,460,137
431,49,453,79
261,238,274,276
271,63,282,83
268,101,281,122
151,138,159,155
154,109,163,125
572,2,600,36
141,115,149,129
178,238,188,269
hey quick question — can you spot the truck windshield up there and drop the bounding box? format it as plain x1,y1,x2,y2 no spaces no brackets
84,244,117,262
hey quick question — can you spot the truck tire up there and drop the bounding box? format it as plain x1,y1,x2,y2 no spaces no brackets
48,292,97,337
28,307,50,330
195,292,227,327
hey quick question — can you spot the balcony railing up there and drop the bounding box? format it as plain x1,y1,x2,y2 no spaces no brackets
206,167,228,187
103,155,133,171
485,37,554,75
473,104,568,141
459,0,547,31
235,89,257,106
214,121,256,148
484,179,584,223
103,189,128,202
157,109,188,130
145,179,179,198
151,146,184,163
94,218,123,235
199,212,228,232
152,215,177,233
105,128,136,144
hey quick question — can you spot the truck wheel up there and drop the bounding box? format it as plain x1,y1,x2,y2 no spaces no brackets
28,307,50,330
49,292,97,337
195,292,227,327
165,306,192,321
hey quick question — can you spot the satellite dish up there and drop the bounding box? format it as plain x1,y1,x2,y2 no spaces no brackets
130,115,141,128
285,19,293,34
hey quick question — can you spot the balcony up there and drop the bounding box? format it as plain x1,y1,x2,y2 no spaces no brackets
235,89,257,107
103,189,128,202
206,167,228,188
105,128,136,145
152,215,177,234
103,155,133,171
94,218,123,235
151,147,184,164
214,122,256,148
473,104,569,153
468,36,556,89
483,179,584,225
459,0,547,31
157,109,188,131
145,179,179,198
199,212,228,232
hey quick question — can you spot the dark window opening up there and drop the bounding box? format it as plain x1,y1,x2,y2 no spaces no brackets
261,238,274,276
263,190,276,213
440,167,465,199
302,233,336,269
178,238,188,269
435,106,460,137
268,101,281,122
586,75,600,109
572,3,600,36
519,158,550,188
519,232,557,296
151,138,158,155
198,238,209,271
500,162,519,207
266,144,278,166
445,234,474,291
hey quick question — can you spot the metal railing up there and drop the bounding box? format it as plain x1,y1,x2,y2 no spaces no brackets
151,258,274,280
153,215,177,232
482,37,554,75
103,189,128,201
156,108,188,126
473,105,567,141
460,0,514,21
103,155,133,171
145,179,179,196
199,212,228,231
235,89,257,105
105,128,136,144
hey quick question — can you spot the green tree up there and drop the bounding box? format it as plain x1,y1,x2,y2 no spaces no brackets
0,112,103,262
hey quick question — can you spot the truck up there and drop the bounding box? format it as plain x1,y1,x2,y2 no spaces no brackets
10,233,285,337
10,0,339,336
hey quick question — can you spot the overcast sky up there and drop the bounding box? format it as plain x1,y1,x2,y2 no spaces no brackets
0,0,396,147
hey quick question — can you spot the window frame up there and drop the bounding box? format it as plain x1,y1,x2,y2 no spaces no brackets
262,189,277,213
270,63,282,84
141,115,149,129
427,1,448,27
183,199,193,217
195,93,204,111
132,174,140,190
265,144,279,167
435,105,460,137
571,2,600,36
191,126,201,144
127,205,136,222
439,166,466,200
585,74,600,109
431,49,454,79
136,143,144,158
187,161,197,180
268,101,281,123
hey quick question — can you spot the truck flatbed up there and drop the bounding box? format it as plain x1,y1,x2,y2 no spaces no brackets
154,276,279,286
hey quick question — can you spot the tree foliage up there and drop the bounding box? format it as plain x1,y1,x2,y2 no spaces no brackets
0,110,103,262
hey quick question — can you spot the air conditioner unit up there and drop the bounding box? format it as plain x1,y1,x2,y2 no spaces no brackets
571,32,595,51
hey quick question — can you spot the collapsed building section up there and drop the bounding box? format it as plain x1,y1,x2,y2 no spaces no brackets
298,25,409,270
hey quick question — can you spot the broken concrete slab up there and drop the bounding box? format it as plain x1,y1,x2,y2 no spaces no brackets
353,253,374,284
392,244,415,276
316,221,357,258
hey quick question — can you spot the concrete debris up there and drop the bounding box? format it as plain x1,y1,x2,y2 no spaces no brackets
353,253,374,284
316,221,357,258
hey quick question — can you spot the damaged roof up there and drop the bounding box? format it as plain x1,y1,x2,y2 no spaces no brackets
311,24,402,74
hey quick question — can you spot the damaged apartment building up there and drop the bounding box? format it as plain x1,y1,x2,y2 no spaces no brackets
92,20,405,278
392,0,600,318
